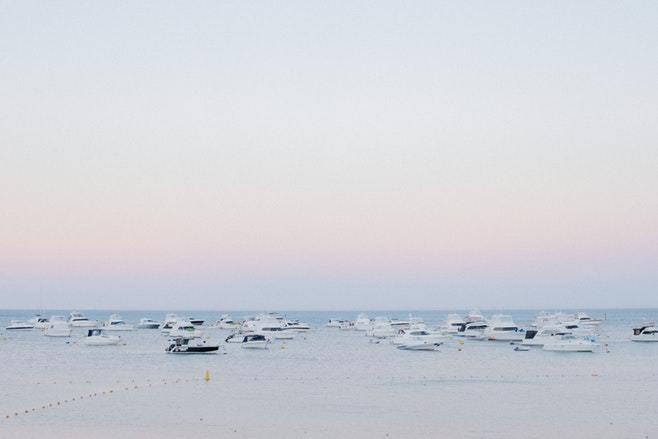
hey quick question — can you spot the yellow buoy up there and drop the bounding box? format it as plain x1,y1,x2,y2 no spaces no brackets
204,370,210,382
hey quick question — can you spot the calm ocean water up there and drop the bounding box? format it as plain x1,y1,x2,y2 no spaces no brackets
1,308,657,438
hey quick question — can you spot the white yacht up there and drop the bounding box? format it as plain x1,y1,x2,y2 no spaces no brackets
522,326,570,347
169,320,202,338
631,324,658,342
68,312,98,328
457,321,488,339
44,316,71,337
368,321,397,338
483,315,524,341
339,321,354,330
390,318,410,331
444,314,466,334
242,314,287,333
5,320,34,330
28,315,50,329
159,313,179,333
574,312,602,326
214,314,239,329
354,314,371,331
102,314,134,331
257,327,295,340
137,318,161,329
83,329,121,346
326,319,347,328
187,317,204,326
225,331,247,343
543,334,600,352
241,334,270,349
465,309,486,324
391,329,444,346
166,337,219,354
397,340,442,351
284,320,311,332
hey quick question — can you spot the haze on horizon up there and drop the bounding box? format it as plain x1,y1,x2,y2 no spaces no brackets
1,1,657,311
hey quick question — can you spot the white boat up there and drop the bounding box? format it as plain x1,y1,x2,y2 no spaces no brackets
187,317,204,326
169,320,202,338
397,341,442,351
339,321,354,330
354,314,371,331
543,334,600,352
241,334,270,349
28,315,50,329
574,312,602,326
159,314,179,333
137,318,161,329
102,314,134,331
444,314,466,334
257,327,295,340
390,318,410,331
631,324,658,342
68,312,98,328
522,326,570,347
214,314,239,329
83,328,121,346
391,329,445,346
483,315,524,341
465,309,486,324
225,331,246,343
326,319,347,328
284,320,311,332
369,323,397,338
457,321,488,339
166,337,219,354
44,316,71,337
5,320,34,330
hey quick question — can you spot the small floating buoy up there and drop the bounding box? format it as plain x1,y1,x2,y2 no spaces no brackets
204,370,211,382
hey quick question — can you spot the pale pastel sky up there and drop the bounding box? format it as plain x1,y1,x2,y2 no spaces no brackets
1,1,657,310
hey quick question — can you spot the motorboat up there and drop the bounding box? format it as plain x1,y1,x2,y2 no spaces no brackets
241,334,270,349
369,323,397,338
284,320,311,332
397,341,442,351
257,326,295,340
68,312,98,328
44,316,71,337
339,321,354,330
137,318,161,329
159,314,179,333
522,326,570,347
166,337,219,354
28,315,50,329
5,320,34,330
102,314,134,331
390,318,410,331
83,329,121,346
456,321,488,339
169,320,202,338
214,314,239,329
391,329,444,346
631,324,658,342
354,314,371,331
543,334,600,352
187,317,204,326
574,312,602,326
444,314,466,334
483,315,524,341
326,319,347,328
465,309,486,324
241,315,287,333
225,331,246,343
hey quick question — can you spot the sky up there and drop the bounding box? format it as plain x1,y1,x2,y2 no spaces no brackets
1,1,657,310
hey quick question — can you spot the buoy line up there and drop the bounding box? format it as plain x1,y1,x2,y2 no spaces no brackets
2,372,209,422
